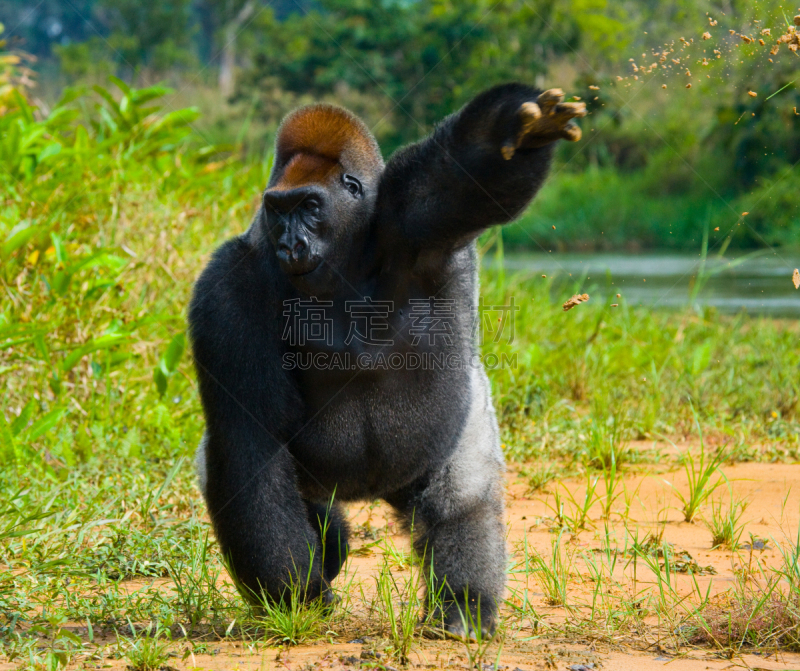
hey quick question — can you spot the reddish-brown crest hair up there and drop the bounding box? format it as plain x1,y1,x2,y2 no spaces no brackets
267,104,383,191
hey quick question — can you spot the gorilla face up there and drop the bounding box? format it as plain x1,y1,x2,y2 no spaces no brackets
259,103,385,296
263,171,370,296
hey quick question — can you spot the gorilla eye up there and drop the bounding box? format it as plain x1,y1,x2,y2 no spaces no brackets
303,199,320,214
342,174,363,199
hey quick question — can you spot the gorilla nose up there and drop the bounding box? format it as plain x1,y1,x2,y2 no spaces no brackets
292,240,307,258
278,234,309,264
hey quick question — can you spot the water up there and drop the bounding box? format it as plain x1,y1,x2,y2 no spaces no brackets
495,251,800,317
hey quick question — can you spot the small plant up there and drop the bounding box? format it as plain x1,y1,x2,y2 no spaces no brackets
257,584,330,646
547,471,599,532
599,452,623,520
688,587,796,653
167,530,232,627
634,542,682,621
528,531,571,607
383,539,413,571
374,547,421,664
777,521,800,601
523,464,558,494
122,624,171,671
582,413,631,470
237,545,330,646
455,593,503,670
26,612,85,671
704,494,748,549
666,409,728,523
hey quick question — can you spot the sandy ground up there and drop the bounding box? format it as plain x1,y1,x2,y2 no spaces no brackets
7,454,800,671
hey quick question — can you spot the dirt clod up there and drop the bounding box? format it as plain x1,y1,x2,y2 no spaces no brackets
776,25,800,52
563,293,590,311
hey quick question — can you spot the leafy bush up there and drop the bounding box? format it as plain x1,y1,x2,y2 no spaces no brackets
0,65,247,476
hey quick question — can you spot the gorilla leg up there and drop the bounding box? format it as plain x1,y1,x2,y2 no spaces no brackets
195,432,329,606
305,500,350,584
413,490,505,638
391,368,506,639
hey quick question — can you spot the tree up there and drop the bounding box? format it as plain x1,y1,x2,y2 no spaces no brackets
217,0,256,96
236,0,583,150
95,0,195,71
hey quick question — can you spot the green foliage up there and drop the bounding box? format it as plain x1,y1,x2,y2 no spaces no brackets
666,417,728,523
154,333,186,397
251,552,331,645
704,493,748,549
374,552,420,663
12,0,800,247
122,624,171,671
0,72,246,477
482,267,800,465
525,531,572,607
238,0,591,151
53,38,114,82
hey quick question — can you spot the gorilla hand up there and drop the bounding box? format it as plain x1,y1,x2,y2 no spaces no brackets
501,88,587,159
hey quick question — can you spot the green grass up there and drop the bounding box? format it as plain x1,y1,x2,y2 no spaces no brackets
3,74,800,665
122,624,171,671
666,416,728,523
485,265,800,465
704,494,748,550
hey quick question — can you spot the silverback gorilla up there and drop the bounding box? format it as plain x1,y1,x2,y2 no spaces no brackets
189,83,585,638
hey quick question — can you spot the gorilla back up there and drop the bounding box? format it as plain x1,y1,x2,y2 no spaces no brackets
189,83,585,637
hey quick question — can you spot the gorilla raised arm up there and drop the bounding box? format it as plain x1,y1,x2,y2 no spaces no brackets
189,83,584,638
378,84,583,248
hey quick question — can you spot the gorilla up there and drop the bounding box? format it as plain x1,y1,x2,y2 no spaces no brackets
189,83,585,638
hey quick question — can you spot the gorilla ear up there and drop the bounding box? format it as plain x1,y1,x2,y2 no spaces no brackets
270,105,384,189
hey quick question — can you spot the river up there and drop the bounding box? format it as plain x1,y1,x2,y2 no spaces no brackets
496,251,800,317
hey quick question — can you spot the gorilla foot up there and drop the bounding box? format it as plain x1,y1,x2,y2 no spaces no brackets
321,586,340,613
501,88,587,158
421,604,497,642
421,619,496,642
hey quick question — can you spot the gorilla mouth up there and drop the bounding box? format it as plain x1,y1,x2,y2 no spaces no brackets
281,259,322,277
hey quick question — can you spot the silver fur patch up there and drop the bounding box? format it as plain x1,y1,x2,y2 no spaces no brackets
195,432,209,498
420,365,505,517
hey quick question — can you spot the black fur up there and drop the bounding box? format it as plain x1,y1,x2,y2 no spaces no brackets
189,83,562,633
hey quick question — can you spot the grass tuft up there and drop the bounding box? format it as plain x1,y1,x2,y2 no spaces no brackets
122,624,171,671
704,495,748,549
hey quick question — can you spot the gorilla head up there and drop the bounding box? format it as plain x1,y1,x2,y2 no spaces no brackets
262,104,384,295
